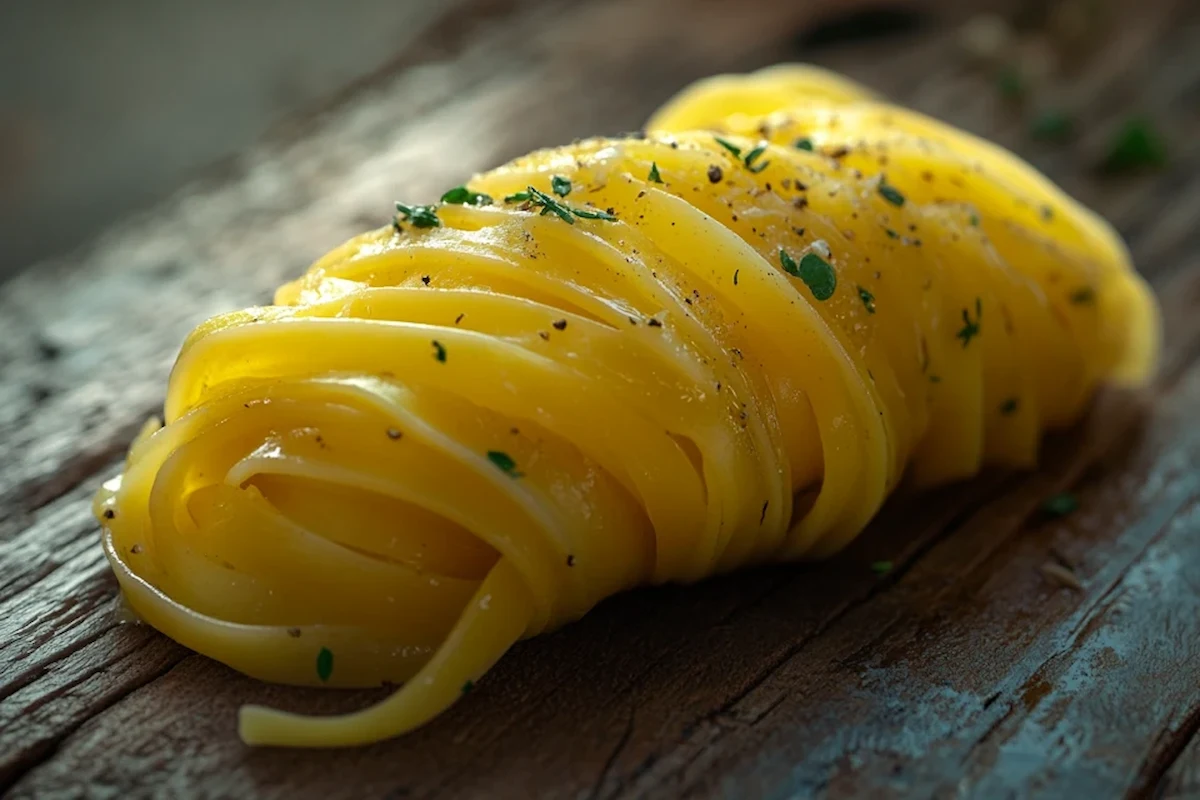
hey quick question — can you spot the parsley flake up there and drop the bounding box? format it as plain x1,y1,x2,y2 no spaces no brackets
1101,116,1168,173
794,137,814,152
1030,110,1073,142
781,248,836,301
1000,397,1019,415
395,202,441,229
462,680,475,695
432,340,447,362
1042,492,1079,518
744,144,770,173
878,180,905,207
871,560,893,576
858,285,876,313
440,186,493,206
487,450,522,477
714,136,743,159
969,213,981,227
648,162,663,183
550,175,572,197
504,190,532,203
316,647,334,682
956,299,982,347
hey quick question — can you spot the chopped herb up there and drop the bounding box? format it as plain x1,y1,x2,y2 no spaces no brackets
733,268,739,286
1101,116,1168,173
1000,397,1020,415
744,144,770,173
878,180,906,207
956,298,982,347
858,285,876,313
1041,205,1055,221
781,248,836,301
552,319,568,330
510,185,616,224
395,202,441,229
462,680,475,695
1030,110,1073,142
1042,492,1079,518
996,66,1026,100
714,136,743,159
871,560,893,575
316,647,334,682
707,165,723,183
571,205,618,221
441,186,493,206
794,137,814,151
647,162,663,183
647,318,663,328
886,228,900,239
1069,286,1096,305
969,213,981,227
487,450,522,477
421,274,431,285
929,374,942,384
432,340,447,362
550,175,572,197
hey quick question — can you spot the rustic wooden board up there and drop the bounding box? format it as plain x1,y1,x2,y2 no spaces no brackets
2,0,1198,797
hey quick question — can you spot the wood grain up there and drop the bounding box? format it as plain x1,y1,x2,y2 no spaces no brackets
2,0,1198,797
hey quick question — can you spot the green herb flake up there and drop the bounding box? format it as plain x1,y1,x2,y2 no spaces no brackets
781,248,836,301
744,144,770,173
1030,110,1073,142
462,680,475,695
929,374,942,384
956,298,982,348
487,450,522,478
969,213,981,228
885,228,900,239
714,136,743,159
571,205,618,221
440,186,493,206
316,647,334,682
647,162,663,183
432,340,447,363
1042,492,1079,518
997,66,1026,100
794,137,814,152
395,202,441,229
1000,397,1020,415
858,285,876,314
1101,116,1168,173
550,175,572,197
871,560,894,576
878,180,906,207
504,190,532,203
1070,286,1096,305
513,185,617,224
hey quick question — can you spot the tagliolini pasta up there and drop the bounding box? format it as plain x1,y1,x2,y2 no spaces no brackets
95,65,1159,748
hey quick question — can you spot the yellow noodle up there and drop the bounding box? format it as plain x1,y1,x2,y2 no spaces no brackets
95,65,1159,747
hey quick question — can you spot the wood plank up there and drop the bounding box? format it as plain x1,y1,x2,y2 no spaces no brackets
2,0,1198,797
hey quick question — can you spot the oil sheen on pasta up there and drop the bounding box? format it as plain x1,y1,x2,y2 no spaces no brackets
94,65,1160,748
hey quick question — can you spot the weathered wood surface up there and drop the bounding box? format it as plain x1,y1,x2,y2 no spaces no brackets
2,0,1198,797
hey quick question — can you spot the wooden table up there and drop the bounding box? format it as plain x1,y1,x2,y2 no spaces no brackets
2,0,1198,796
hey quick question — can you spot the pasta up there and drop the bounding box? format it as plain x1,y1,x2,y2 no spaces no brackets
94,64,1159,748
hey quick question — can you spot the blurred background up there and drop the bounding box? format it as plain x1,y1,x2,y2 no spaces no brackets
0,1,460,278
0,0,1171,281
